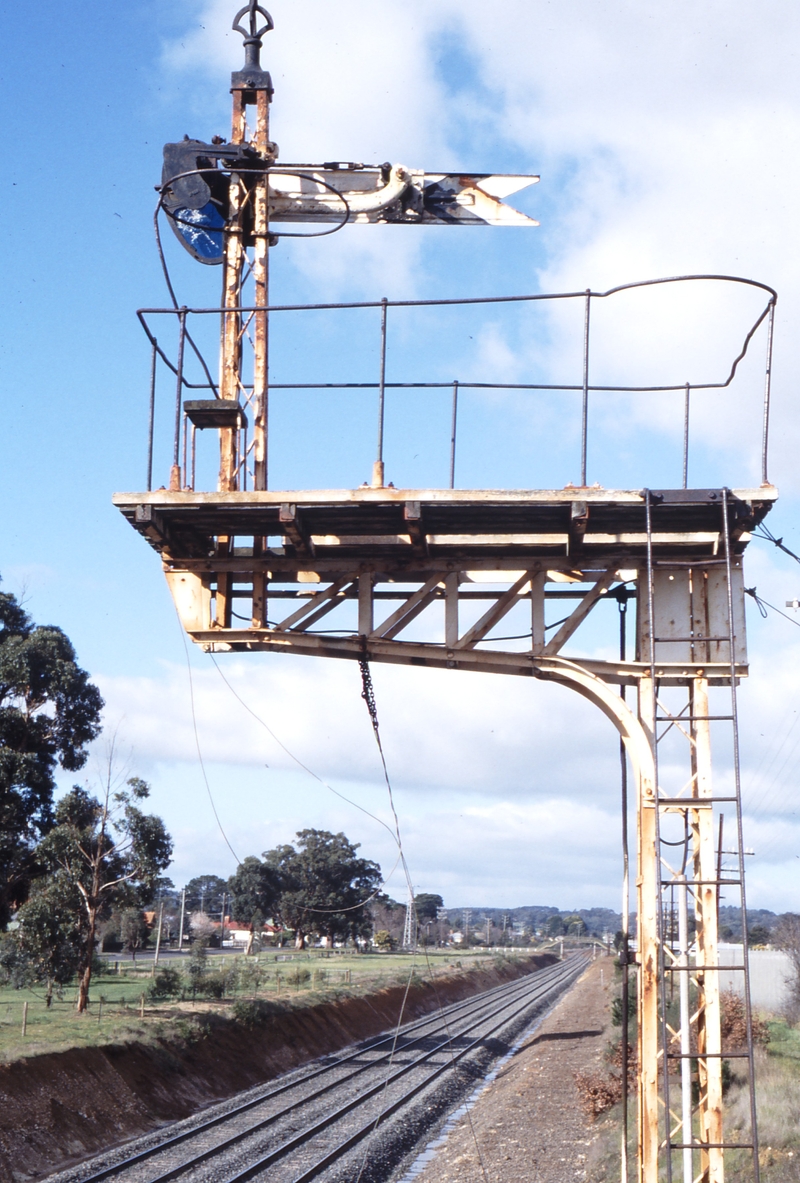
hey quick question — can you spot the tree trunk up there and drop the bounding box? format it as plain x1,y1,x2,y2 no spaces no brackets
76,907,97,1012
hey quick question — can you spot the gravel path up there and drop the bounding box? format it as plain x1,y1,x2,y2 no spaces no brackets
408,958,613,1183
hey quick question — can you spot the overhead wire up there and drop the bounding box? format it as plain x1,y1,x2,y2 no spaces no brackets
352,656,490,1183
209,654,404,853
175,611,241,866
737,566,800,858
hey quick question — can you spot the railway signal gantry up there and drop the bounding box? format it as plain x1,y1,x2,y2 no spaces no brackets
115,5,776,1180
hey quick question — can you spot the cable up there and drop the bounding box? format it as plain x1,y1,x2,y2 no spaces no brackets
207,655,410,916
175,612,241,866
353,659,491,1183
753,524,800,566
419,941,493,1183
745,586,800,629
209,655,403,851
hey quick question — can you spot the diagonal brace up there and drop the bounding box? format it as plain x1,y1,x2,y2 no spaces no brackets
541,568,618,656
370,575,442,640
455,570,536,649
274,578,352,632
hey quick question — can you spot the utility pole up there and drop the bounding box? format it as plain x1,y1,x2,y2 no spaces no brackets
178,887,186,952
220,892,227,948
402,887,416,951
152,901,164,974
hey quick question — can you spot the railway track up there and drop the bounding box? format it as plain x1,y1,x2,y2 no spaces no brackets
56,955,587,1183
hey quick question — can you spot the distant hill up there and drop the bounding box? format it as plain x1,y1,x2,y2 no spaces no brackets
445,905,623,937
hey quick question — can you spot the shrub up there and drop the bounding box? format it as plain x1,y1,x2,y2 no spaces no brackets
721,989,770,1049
574,1069,624,1119
285,967,311,986
198,971,227,999
149,966,183,1000
232,999,283,1028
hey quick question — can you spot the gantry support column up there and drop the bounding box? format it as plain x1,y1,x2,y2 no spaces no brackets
691,676,724,1182
637,675,660,1183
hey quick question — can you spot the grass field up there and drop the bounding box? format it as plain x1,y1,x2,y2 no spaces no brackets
0,947,510,1063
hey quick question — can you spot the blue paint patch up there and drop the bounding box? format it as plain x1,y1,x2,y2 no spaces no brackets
169,203,225,264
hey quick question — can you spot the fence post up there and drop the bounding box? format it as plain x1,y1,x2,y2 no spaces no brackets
139,993,145,1019
21,1001,27,1036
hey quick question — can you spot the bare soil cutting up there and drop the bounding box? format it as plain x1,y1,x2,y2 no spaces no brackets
0,954,554,1182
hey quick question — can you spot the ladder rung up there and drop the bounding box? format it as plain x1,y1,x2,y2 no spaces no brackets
662,878,740,885
656,715,734,722
669,1143,754,1151
657,796,738,807
653,636,731,642
667,1051,751,1059
665,963,746,972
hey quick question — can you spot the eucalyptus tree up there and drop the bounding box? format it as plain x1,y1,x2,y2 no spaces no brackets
37,774,172,1011
0,583,103,924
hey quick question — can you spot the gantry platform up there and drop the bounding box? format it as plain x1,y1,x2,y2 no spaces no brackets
114,483,776,685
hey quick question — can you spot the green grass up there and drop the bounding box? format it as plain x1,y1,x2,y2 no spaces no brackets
0,948,511,1063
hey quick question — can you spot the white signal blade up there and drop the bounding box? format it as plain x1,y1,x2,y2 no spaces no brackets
267,165,539,226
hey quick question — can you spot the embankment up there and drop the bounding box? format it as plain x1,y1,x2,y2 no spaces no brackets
0,954,555,1182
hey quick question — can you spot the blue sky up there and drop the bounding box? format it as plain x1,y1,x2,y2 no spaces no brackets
3,1,800,911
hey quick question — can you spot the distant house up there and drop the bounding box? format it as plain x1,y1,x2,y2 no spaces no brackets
222,920,281,948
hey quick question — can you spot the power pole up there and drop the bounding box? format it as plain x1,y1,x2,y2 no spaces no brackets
152,901,164,974
178,887,186,951
402,888,416,951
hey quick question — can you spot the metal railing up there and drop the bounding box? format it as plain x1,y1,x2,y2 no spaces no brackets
136,273,776,493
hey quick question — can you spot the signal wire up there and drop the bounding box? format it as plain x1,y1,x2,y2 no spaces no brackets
210,655,404,852
207,655,403,910
175,611,241,866
354,658,491,1183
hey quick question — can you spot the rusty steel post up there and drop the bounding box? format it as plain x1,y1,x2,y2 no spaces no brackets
221,6,275,626
637,674,660,1183
691,675,724,1183
220,89,247,493
252,87,270,493
251,88,271,626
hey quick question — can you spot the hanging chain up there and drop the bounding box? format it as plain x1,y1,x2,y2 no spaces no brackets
359,658,380,737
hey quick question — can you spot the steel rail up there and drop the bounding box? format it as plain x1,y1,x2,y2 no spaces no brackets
229,956,587,1183
74,958,570,1183
139,966,574,1183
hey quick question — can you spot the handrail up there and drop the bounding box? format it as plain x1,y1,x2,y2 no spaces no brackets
138,273,777,491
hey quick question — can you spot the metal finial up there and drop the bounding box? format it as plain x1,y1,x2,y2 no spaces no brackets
232,1,273,69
